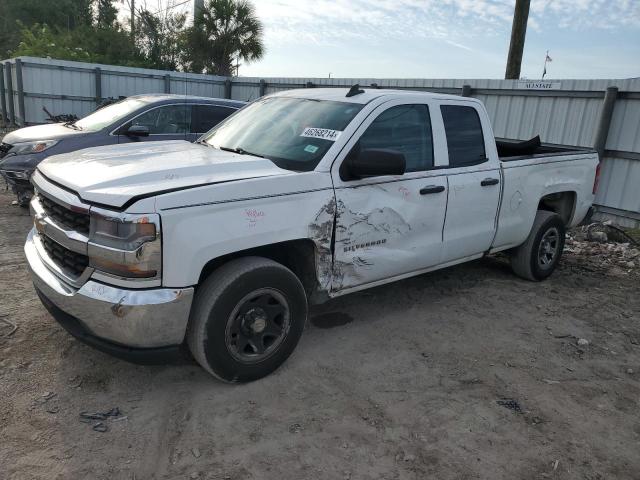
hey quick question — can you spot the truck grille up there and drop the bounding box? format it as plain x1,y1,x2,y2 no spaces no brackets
41,234,89,277
39,194,90,234
0,142,11,159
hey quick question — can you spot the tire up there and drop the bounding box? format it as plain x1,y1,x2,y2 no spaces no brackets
187,256,308,382
510,210,566,281
16,189,32,208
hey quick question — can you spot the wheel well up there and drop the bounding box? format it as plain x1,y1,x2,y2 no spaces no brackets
197,239,320,297
538,191,576,225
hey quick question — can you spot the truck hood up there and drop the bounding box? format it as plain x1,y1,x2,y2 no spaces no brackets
37,141,292,208
3,123,88,144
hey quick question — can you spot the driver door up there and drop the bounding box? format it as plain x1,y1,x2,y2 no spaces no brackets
331,100,449,292
117,103,190,143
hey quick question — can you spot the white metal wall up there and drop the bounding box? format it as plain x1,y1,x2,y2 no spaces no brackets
2,57,639,226
0,57,229,124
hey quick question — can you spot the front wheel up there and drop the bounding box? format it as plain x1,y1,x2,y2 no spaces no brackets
510,210,566,281
16,189,32,208
187,257,308,382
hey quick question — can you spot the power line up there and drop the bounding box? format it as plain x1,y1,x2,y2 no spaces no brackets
146,0,191,16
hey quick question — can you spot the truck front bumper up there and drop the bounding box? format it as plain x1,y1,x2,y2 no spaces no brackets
25,229,194,364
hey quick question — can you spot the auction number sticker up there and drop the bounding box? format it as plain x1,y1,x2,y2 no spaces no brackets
300,127,342,141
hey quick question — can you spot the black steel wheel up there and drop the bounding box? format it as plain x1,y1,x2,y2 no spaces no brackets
537,226,560,268
510,210,566,281
225,288,291,363
187,257,307,382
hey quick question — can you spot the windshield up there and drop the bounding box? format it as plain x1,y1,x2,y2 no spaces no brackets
202,97,363,171
74,98,148,132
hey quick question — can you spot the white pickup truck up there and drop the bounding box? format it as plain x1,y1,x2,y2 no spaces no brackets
25,87,599,382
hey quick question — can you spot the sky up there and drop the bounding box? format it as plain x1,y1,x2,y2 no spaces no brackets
128,0,640,79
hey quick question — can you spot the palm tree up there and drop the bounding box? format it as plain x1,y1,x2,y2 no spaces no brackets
184,0,264,76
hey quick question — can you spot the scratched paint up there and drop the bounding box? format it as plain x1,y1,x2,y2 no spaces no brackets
308,196,336,292
111,296,129,317
398,186,411,198
336,203,411,251
329,199,413,290
332,259,360,291
307,196,405,293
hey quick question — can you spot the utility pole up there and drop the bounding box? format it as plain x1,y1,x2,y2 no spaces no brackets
505,0,531,80
130,0,135,43
129,0,136,46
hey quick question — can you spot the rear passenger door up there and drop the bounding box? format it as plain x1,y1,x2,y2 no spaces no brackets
332,101,448,291
438,102,501,263
187,104,238,142
117,103,191,143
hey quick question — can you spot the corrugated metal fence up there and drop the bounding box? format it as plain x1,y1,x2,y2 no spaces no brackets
1,56,639,227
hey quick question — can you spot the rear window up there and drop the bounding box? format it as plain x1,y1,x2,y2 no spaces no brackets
440,105,486,167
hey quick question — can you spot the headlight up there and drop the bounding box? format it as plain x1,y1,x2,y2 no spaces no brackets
9,140,59,155
7,170,32,180
87,212,161,279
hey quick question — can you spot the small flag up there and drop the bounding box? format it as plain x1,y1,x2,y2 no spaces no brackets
546,54,553,62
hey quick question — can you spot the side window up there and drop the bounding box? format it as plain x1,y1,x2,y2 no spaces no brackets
358,104,433,172
128,104,191,134
191,105,236,134
440,105,486,166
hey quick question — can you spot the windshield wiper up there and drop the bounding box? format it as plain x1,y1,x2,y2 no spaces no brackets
63,121,82,131
219,146,265,159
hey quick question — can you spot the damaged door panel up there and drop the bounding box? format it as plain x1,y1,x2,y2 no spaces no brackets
332,177,447,290
329,101,448,291
308,195,337,294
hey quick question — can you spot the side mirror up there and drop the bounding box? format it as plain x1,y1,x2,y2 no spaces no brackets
342,148,406,180
126,125,150,137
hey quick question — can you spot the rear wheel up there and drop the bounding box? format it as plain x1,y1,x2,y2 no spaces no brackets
510,210,566,281
187,257,307,382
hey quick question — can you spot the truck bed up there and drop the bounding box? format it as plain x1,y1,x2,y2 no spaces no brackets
496,136,595,162
492,138,599,251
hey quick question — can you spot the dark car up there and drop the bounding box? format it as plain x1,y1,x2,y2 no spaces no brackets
0,94,245,206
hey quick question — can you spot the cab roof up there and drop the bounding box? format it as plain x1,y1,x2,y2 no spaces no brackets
271,87,470,104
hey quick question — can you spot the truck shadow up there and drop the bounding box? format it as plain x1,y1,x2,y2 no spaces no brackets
308,255,514,330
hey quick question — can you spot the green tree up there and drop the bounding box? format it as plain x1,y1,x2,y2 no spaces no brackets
10,23,92,62
0,0,93,58
96,0,119,29
11,22,151,68
136,7,188,71
8,0,158,68
183,0,264,76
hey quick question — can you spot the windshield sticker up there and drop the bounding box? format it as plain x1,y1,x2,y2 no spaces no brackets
304,144,319,154
300,127,342,141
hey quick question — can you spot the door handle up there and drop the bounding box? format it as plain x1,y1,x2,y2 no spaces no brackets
419,185,445,195
481,178,500,186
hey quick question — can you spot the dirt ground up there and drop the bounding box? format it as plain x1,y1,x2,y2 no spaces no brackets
1,188,639,480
